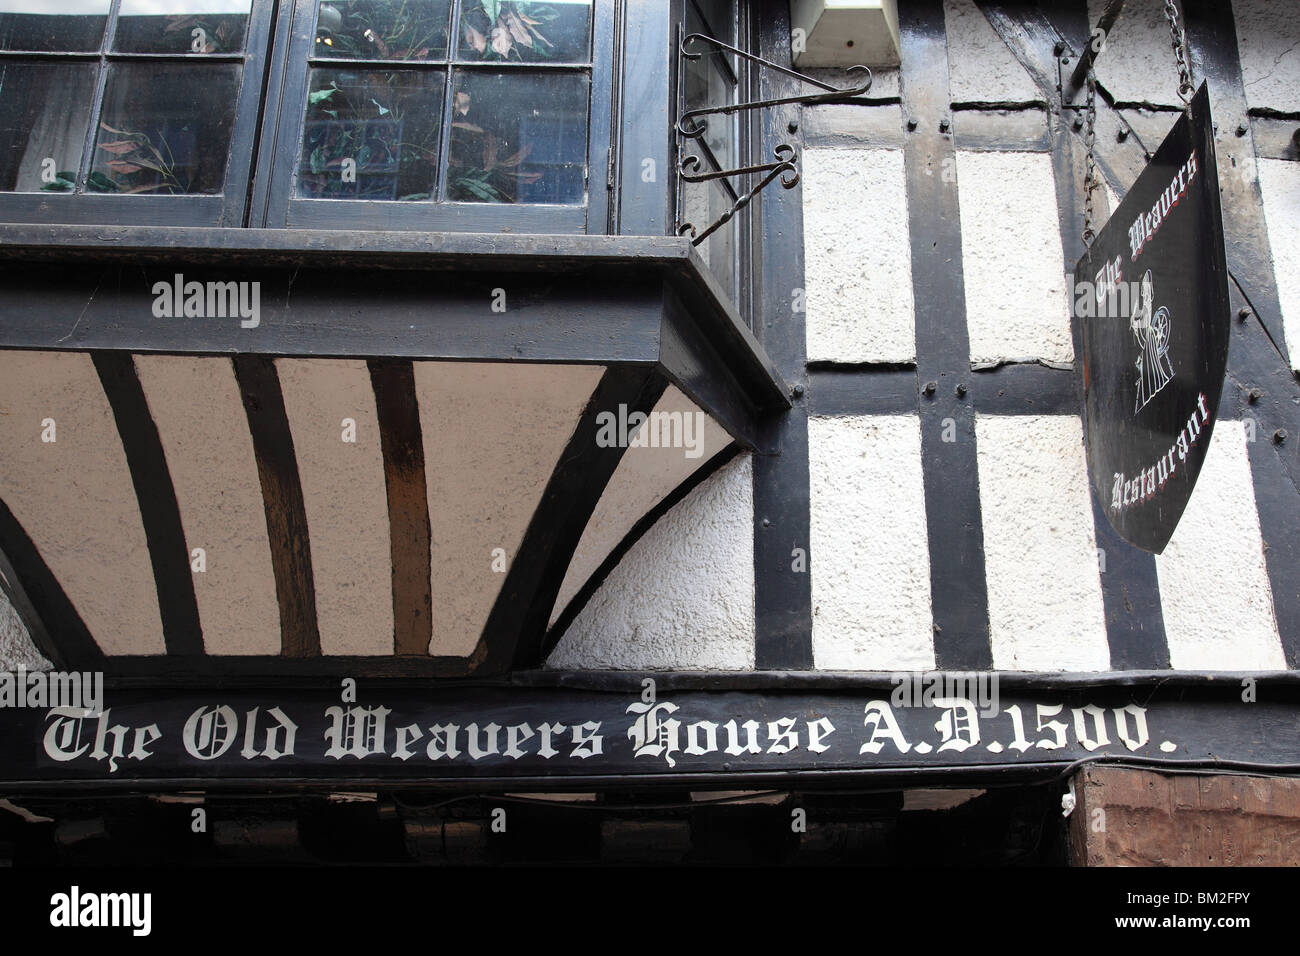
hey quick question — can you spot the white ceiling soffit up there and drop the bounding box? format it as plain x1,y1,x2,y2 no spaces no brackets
791,0,902,69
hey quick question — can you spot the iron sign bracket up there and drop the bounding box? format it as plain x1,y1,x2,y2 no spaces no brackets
673,31,872,245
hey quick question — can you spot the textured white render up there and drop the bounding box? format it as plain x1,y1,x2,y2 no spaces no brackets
0,351,165,655
277,359,393,656
1259,159,1300,372
808,415,934,670
547,454,755,671
551,386,731,626
803,147,915,363
976,415,1109,671
0,593,49,670
957,150,1074,364
1088,0,1185,108
943,0,1041,104
1234,0,1300,114
1156,421,1285,670
136,354,281,655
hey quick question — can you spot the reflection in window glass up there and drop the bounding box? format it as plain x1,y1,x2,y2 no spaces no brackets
113,0,251,54
0,61,97,191
681,176,735,300
446,70,587,204
91,62,241,194
455,0,591,64
313,0,451,61
681,44,734,174
0,0,110,52
298,69,444,200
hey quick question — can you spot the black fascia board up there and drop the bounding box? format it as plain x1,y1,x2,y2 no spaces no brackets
0,225,790,446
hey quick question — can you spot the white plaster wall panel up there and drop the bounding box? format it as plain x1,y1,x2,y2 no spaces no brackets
804,147,915,363
550,386,731,626
943,0,1042,103
975,415,1109,671
1258,158,1300,372
277,359,393,656
0,351,165,654
808,415,934,670
0,591,51,670
1156,421,1284,670
547,454,755,670
958,150,1074,364
134,355,281,655
1234,0,1300,114
1088,0,1185,109
415,362,604,658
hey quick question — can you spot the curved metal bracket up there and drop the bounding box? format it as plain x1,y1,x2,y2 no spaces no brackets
674,33,869,247
676,33,872,140
678,145,800,246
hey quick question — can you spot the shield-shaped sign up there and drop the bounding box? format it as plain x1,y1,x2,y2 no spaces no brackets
1075,82,1231,554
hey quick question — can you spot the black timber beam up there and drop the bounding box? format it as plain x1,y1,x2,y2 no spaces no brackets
0,228,788,450
900,0,993,669
976,0,1171,669
1183,0,1300,665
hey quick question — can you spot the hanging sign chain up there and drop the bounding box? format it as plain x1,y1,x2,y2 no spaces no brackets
1083,68,1098,247
1163,0,1196,104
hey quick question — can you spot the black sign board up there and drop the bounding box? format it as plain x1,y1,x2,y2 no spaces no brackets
1,677,1297,787
1075,83,1231,554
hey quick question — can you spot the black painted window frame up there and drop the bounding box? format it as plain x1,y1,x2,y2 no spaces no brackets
670,0,757,324
259,0,617,233
0,0,771,301
0,0,278,228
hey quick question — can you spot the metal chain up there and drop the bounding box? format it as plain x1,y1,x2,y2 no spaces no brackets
1163,0,1196,103
1083,68,1097,247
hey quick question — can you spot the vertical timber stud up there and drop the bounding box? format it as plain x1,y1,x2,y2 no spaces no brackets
1183,0,1300,664
753,0,813,669
93,352,205,656
232,355,322,658
1048,2,1170,669
368,360,434,657
900,0,993,668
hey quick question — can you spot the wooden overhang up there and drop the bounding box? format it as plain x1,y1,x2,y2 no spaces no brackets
0,226,788,449
0,226,788,680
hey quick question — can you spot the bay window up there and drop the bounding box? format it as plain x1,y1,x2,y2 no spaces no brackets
0,0,274,224
266,0,612,231
0,0,770,321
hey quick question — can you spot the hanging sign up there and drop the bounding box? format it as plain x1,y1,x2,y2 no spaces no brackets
1075,82,1231,554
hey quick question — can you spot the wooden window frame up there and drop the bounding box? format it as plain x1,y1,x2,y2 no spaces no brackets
0,0,278,227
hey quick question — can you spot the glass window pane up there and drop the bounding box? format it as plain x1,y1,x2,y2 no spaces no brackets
446,70,587,204
685,0,736,78
681,40,735,174
0,61,97,192
313,0,451,62
455,0,591,64
681,176,736,300
0,0,110,52
113,0,252,55
298,68,444,200
91,62,241,194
